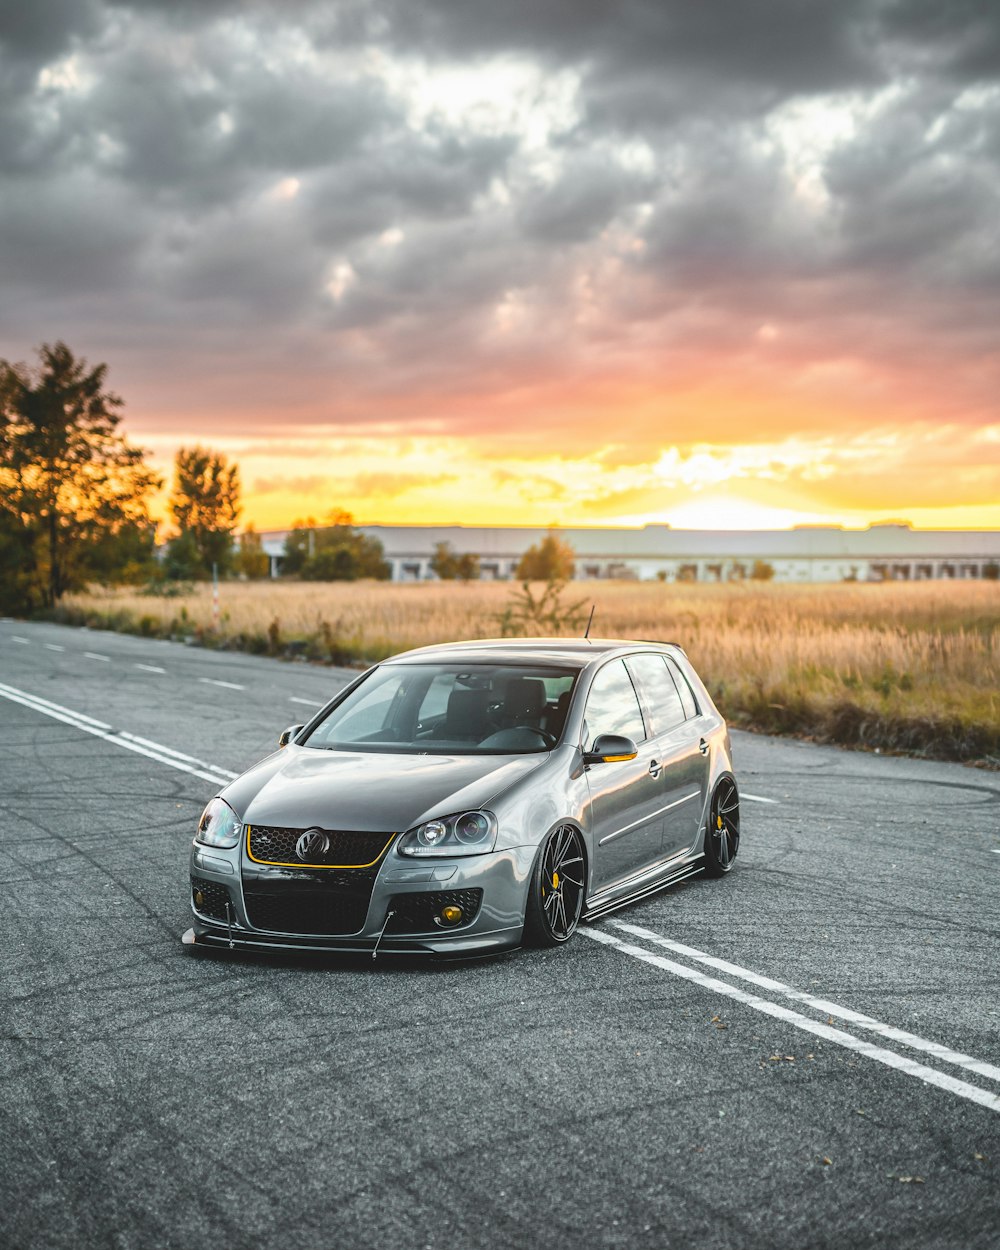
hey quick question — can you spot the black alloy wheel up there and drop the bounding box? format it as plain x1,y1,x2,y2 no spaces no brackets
523,824,586,946
704,775,740,877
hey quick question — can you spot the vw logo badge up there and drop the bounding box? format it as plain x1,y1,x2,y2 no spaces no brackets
295,828,330,861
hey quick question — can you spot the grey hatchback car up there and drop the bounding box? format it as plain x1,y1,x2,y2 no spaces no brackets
183,638,740,957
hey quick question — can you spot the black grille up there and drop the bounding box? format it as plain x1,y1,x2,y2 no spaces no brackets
247,824,394,868
386,889,483,933
191,876,232,923
243,886,372,936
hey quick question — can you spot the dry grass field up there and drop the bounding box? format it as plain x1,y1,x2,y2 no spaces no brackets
49,579,1000,764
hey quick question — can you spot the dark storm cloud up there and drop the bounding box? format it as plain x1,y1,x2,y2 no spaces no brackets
517,154,656,244
368,0,879,97
1,0,999,452
0,0,101,64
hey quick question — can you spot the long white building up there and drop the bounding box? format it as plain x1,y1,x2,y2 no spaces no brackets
258,522,1000,583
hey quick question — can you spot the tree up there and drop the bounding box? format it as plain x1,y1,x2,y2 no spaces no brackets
281,517,318,575
235,525,270,579
168,445,241,577
750,560,775,581
285,510,391,581
515,532,575,581
431,541,480,581
0,341,161,610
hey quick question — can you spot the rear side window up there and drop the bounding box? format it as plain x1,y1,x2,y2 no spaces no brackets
583,659,645,749
625,654,686,736
665,656,699,719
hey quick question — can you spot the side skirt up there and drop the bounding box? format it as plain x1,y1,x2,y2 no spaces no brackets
582,852,706,923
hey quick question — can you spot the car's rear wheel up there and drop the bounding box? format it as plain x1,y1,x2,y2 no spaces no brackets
703,775,740,876
523,824,586,946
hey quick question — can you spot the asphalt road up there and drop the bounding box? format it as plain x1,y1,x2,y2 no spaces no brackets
2,618,998,1250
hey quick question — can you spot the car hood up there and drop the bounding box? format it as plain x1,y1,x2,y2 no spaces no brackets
223,745,545,832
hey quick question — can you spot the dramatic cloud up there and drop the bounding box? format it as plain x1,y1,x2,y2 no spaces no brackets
1,0,999,529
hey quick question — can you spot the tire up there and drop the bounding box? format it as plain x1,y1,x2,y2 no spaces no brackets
703,774,740,877
523,824,586,947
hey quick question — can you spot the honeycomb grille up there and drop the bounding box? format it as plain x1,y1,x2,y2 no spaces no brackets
243,888,372,936
247,824,394,868
386,889,484,933
191,876,232,923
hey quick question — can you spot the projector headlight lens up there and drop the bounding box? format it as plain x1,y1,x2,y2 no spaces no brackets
195,797,241,849
398,810,497,857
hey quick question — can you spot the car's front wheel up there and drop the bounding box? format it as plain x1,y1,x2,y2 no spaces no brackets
703,774,740,876
523,824,586,946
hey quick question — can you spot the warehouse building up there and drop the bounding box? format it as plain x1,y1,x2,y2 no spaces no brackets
257,522,1000,583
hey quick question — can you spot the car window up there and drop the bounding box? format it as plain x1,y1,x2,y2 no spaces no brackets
417,673,454,723
327,670,407,740
665,656,699,718
583,659,646,749
303,662,578,754
625,653,686,736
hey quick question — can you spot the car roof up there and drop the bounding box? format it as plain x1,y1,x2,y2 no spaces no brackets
385,637,686,667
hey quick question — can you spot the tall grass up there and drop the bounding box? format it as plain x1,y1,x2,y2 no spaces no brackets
47,580,1000,765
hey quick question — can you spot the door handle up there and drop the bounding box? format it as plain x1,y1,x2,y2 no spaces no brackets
648,759,662,777
698,737,709,756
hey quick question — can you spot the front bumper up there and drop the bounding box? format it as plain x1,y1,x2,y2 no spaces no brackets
185,840,534,957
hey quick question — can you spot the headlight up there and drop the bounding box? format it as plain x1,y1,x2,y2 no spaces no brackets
195,797,241,849
397,810,498,857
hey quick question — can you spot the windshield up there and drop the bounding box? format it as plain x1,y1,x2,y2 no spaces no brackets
301,662,579,754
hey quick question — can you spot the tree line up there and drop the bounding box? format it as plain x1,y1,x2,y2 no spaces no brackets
0,343,393,613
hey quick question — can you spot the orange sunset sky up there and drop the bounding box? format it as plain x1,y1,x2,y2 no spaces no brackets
2,1,999,533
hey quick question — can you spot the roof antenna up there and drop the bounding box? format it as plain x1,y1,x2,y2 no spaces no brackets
584,604,595,640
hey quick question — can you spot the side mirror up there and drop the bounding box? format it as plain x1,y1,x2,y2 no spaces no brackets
583,733,638,765
278,723,304,748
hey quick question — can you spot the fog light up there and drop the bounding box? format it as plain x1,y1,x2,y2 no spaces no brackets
440,905,463,925
194,889,205,907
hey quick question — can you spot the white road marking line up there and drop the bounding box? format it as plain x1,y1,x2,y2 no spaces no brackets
198,678,245,690
0,681,234,788
991,849,1000,855
135,663,166,674
10,636,30,644
0,682,111,730
44,643,65,651
611,921,1000,1087
742,793,778,804
582,927,1000,1115
289,696,324,707
115,730,238,779
84,651,111,662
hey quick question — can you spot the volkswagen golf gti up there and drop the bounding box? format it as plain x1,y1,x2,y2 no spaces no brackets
183,637,740,957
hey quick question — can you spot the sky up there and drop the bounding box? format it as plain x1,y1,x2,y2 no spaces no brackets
1,0,999,533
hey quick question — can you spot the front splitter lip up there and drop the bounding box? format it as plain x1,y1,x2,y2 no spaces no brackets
181,922,521,958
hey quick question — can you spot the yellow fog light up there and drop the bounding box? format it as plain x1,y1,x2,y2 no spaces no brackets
440,905,463,925
194,889,205,907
